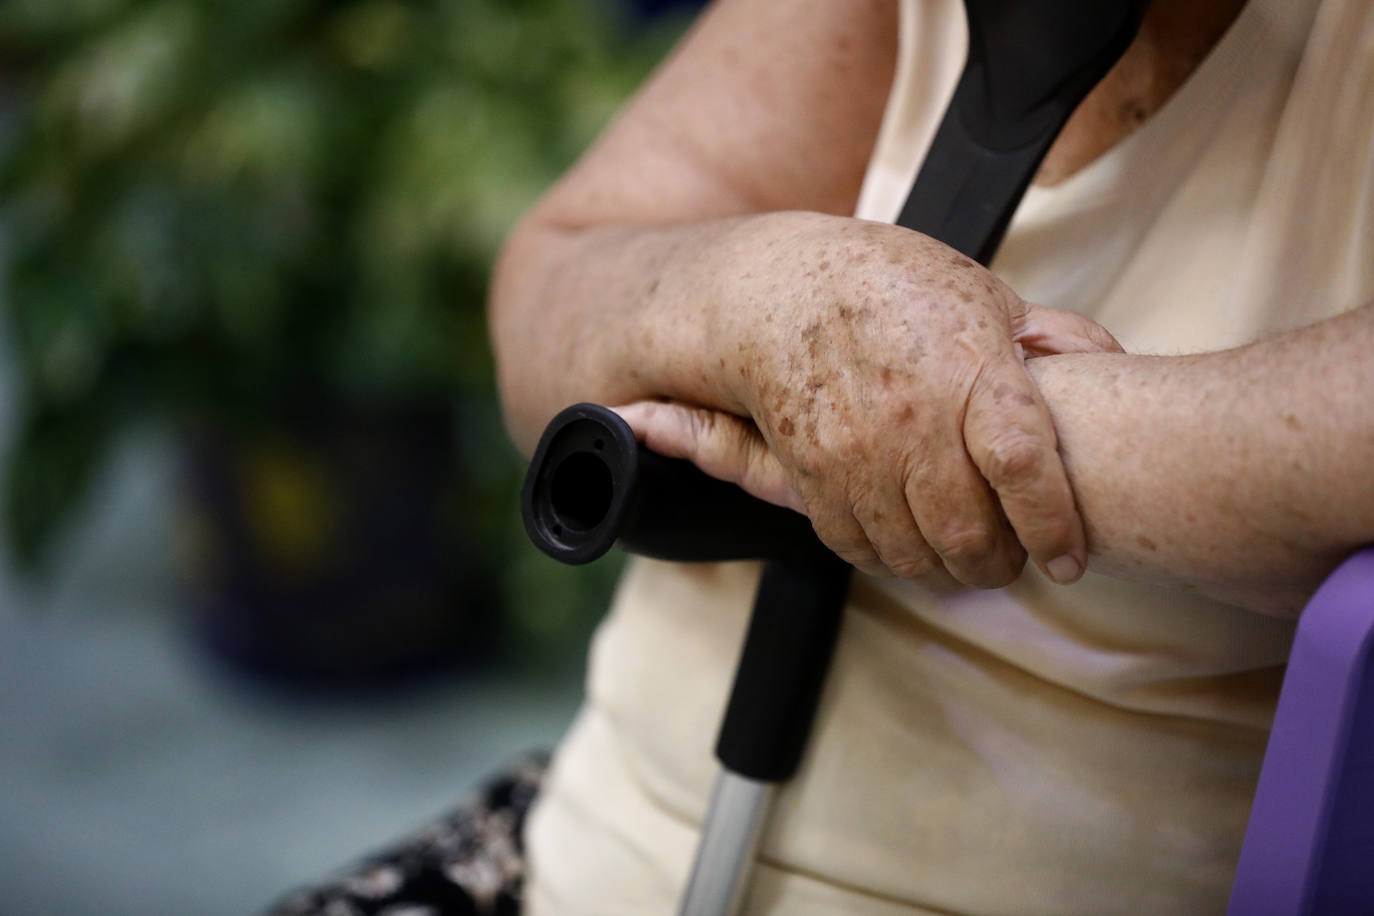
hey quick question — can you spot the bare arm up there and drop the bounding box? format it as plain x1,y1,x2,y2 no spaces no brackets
635,301,1374,613
1027,302,1374,615
491,0,900,449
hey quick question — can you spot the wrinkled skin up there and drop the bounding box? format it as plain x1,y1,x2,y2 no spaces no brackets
615,213,1122,587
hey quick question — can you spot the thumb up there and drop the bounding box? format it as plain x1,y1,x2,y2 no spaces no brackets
610,401,805,514
1014,304,1124,358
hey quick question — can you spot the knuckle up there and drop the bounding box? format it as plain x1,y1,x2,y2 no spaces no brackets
1089,323,1123,352
929,525,998,567
731,420,764,465
981,433,1044,489
739,437,770,483
688,407,718,446
812,516,867,558
843,475,881,512
1001,290,1030,320
899,451,938,501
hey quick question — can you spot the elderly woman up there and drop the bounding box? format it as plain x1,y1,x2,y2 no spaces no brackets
278,0,1374,912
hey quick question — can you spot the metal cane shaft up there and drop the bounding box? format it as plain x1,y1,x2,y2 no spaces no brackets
679,772,775,916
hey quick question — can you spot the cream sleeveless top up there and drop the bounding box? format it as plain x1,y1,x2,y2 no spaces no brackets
525,0,1374,912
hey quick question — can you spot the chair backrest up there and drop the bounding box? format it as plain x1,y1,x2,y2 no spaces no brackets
1228,548,1374,915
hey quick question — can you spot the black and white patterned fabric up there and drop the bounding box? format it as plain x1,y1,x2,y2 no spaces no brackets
267,754,548,916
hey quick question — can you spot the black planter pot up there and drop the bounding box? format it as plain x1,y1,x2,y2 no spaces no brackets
180,399,500,690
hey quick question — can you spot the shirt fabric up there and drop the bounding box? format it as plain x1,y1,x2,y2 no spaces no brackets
525,0,1374,912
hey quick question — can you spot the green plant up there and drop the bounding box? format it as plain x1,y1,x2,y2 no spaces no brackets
0,0,678,578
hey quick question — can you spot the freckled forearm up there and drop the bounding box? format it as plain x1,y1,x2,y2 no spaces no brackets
490,215,741,453
1027,302,1374,613
490,210,848,453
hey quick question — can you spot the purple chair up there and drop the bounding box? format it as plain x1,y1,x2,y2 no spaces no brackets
1229,548,1374,914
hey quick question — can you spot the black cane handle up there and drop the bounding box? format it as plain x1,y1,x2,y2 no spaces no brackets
521,403,826,566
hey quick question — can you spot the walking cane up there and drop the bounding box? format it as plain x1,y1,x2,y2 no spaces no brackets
521,2,1151,912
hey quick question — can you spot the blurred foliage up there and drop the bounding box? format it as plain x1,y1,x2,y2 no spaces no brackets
0,0,680,655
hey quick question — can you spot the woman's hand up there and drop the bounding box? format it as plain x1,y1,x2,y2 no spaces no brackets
616,212,1122,588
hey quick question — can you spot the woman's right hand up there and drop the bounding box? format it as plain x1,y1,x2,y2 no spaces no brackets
617,211,1122,588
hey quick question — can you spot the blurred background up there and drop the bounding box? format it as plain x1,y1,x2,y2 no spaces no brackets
0,0,699,911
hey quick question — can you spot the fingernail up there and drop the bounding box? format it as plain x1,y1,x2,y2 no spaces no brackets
1045,554,1081,584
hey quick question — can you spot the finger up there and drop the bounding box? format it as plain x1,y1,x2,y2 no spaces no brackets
903,429,1026,588
614,401,889,573
962,363,1087,584
821,504,890,577
1013,304,1124,358
850,479,942,580
610,401,804,513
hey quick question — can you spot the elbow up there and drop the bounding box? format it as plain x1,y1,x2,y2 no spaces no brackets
490,203,602,455
488,215,557,456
